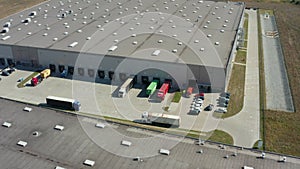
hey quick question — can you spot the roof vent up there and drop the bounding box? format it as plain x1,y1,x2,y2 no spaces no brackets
207,20,210,24
29,11,37,17
95,123,106,128
187,30,192,33
215,42,220,45
17,140,27,147
97,25,101,28
159,149,170,155
114,39,119,43
53,38,58,41
1,28,9,33
108,46,118,51
121,140,132,146
172,25,176,28
225,20,229,23
83,160,95,167
203,25,208,28
229,11,232,14
131,34,136,37
149,26,154,30
3,22,11,28
54,125,65,131
172,34,177,37
2,121,12,127
182,14,187,17
193,11,197,13
63,32,68,35
212,12,216,15
129,27,134,31
223,24,227,27
178,42,183,45
217,17,221,20
183,6,187,9
69,42,78,48
194,40,199,43
165,7,169,10
17,28,21,31
200,48,205,51
23,18,31,23
158,30,163,33
82,21,87,24
77,29,82,33
207,34,212,38
220,29,225,33
100,28,104,31
65,25,70,28
43,33,48,36
55,166,65,169
27,32,32,35
86,37,91,40
132,41,138,45
152,50,160,56
198,15,202,18
158,40,163,43
172,49,177,53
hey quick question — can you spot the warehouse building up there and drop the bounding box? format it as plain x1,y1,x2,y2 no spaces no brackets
0,0,245,91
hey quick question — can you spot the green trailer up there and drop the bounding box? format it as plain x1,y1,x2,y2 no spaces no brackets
146,80,158,96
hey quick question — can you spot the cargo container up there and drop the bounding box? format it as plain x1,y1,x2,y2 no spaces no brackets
157,82,170,100
46,96,81,111
118,76,134,98
141,112,180,127
146,80,158,96
40,69,51,78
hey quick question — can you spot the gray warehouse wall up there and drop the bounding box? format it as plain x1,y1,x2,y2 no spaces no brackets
12,45,39,66
0,44,13,66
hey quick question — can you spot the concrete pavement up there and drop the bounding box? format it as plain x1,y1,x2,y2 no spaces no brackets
216,9,260,148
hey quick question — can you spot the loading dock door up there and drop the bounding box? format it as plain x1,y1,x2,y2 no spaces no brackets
58,65,65,73
153,77,160,87
141,76,149,84
68,66,74,75
49,64,56,73
108,71,114,80
98,70,105,79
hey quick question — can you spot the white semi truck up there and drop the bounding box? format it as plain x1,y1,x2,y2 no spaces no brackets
141,112,180,127
118,76,134,98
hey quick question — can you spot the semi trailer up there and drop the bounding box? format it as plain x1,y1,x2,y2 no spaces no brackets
157,82,170,100
46,96,81,111
118,76,134,98
141,112,180,127
146,80,158,96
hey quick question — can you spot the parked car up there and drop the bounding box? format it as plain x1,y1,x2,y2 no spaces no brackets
1,70,10,76
215,108,227,113
204,104,214,111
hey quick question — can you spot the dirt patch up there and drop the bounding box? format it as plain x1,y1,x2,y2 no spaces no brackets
0,0,46,19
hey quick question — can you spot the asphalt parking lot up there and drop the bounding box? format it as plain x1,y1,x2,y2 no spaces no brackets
0,68,222,132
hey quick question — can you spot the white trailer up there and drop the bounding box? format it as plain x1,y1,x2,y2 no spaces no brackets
141,112,180,127
118,76,134,98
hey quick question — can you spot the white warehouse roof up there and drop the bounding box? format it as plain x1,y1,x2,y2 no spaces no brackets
0,0,244,67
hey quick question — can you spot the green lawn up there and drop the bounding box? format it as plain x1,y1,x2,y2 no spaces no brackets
235,50,247,64
17,72,39,88
222,65,246,118
171,92,182,103
208,130,234,145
